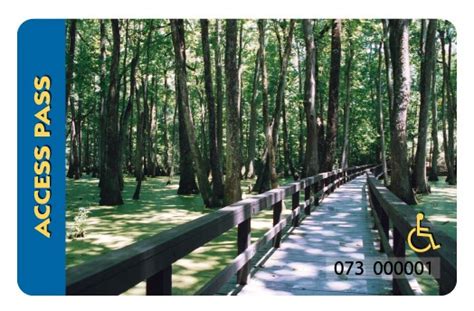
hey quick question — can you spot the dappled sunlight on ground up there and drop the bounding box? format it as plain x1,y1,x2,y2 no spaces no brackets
67,175,293,294
67,174,456,295
406,179,457,295
237,176,393,296
414,180,456,239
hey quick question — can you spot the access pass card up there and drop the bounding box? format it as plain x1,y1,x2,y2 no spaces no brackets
18,19,457,295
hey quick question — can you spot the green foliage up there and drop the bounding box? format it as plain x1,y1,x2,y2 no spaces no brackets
68,207,90,239
66,18,457,294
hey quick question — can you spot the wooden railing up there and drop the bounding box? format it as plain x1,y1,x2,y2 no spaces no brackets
66,164,374,295
366,170,456,295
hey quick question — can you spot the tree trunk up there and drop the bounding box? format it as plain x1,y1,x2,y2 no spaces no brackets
176,78,199,194
66,20,81,180
428,52,439,182
200,19,225,207
214,20,224,166
388,19,417,205
120,23,130,175
98,20,107,184
118,19,130,187
446,31,457,185
341,31,353,169
302,19,319,178
171,19,213,207
147,76,159,176
282,99,296,178
382,19,395,133
99,19,123,206
439,26,456,185
167,91,179,184
296,41,305,171
254,19,295,192
83,120,90,173
237,21,245,160
245,44,260,179
162,70,171,175
252,19,271,192
270,19,295,187
414,19,437,194
142,24,153,177
133,84,145,200
224,20,242,205
322,19,342,172
127,110,133,173
120,41,140,194
315,26,325,170
440,57,449,183
376,41,389,186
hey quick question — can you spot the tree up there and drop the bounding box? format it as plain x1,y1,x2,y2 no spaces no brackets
66,20,81,180
376,40,389,186
133,82,146,200
99,19,124,205
295,41,305,170
254,19,296,192
200,19,225,207
314,21,330,169
161,70,171,175
302,19,319,177
170,19,213,207
428,56,439,182
97,20,109,181
176,76,199,194
439,24,456,185
322,19,342,172
414,19,437,194
133,22,155,199
252,19,271,192
382,19,395,132
281,96,297,178
341,26,354,169
388,19,417,205
214,21,224,163
124,38,140,198
66,19,457,219
244,41,261,179
224,20,242,205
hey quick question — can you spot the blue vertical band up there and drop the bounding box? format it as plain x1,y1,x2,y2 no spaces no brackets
18,19,66,295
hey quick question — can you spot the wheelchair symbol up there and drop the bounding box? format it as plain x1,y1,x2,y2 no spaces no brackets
407,212,441,253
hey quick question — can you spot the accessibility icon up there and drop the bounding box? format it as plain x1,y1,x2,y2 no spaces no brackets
407,212,441,253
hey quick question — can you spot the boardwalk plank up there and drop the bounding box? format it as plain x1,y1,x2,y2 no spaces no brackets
235,175,393,296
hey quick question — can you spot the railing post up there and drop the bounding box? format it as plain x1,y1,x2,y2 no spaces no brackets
393,227,405,295
237,217,251,284
379,206,389,253
313,179,319,207
322,177,326,196
146,265,172,295
273,201,283,248
292,190,300,227
328,174,333,193
368,188,377,230
304,185,311,215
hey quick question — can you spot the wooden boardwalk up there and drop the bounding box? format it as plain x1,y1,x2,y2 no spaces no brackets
234,175,393,295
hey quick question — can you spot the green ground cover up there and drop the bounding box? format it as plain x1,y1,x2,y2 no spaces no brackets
66,175,293,295
408,179,457,295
